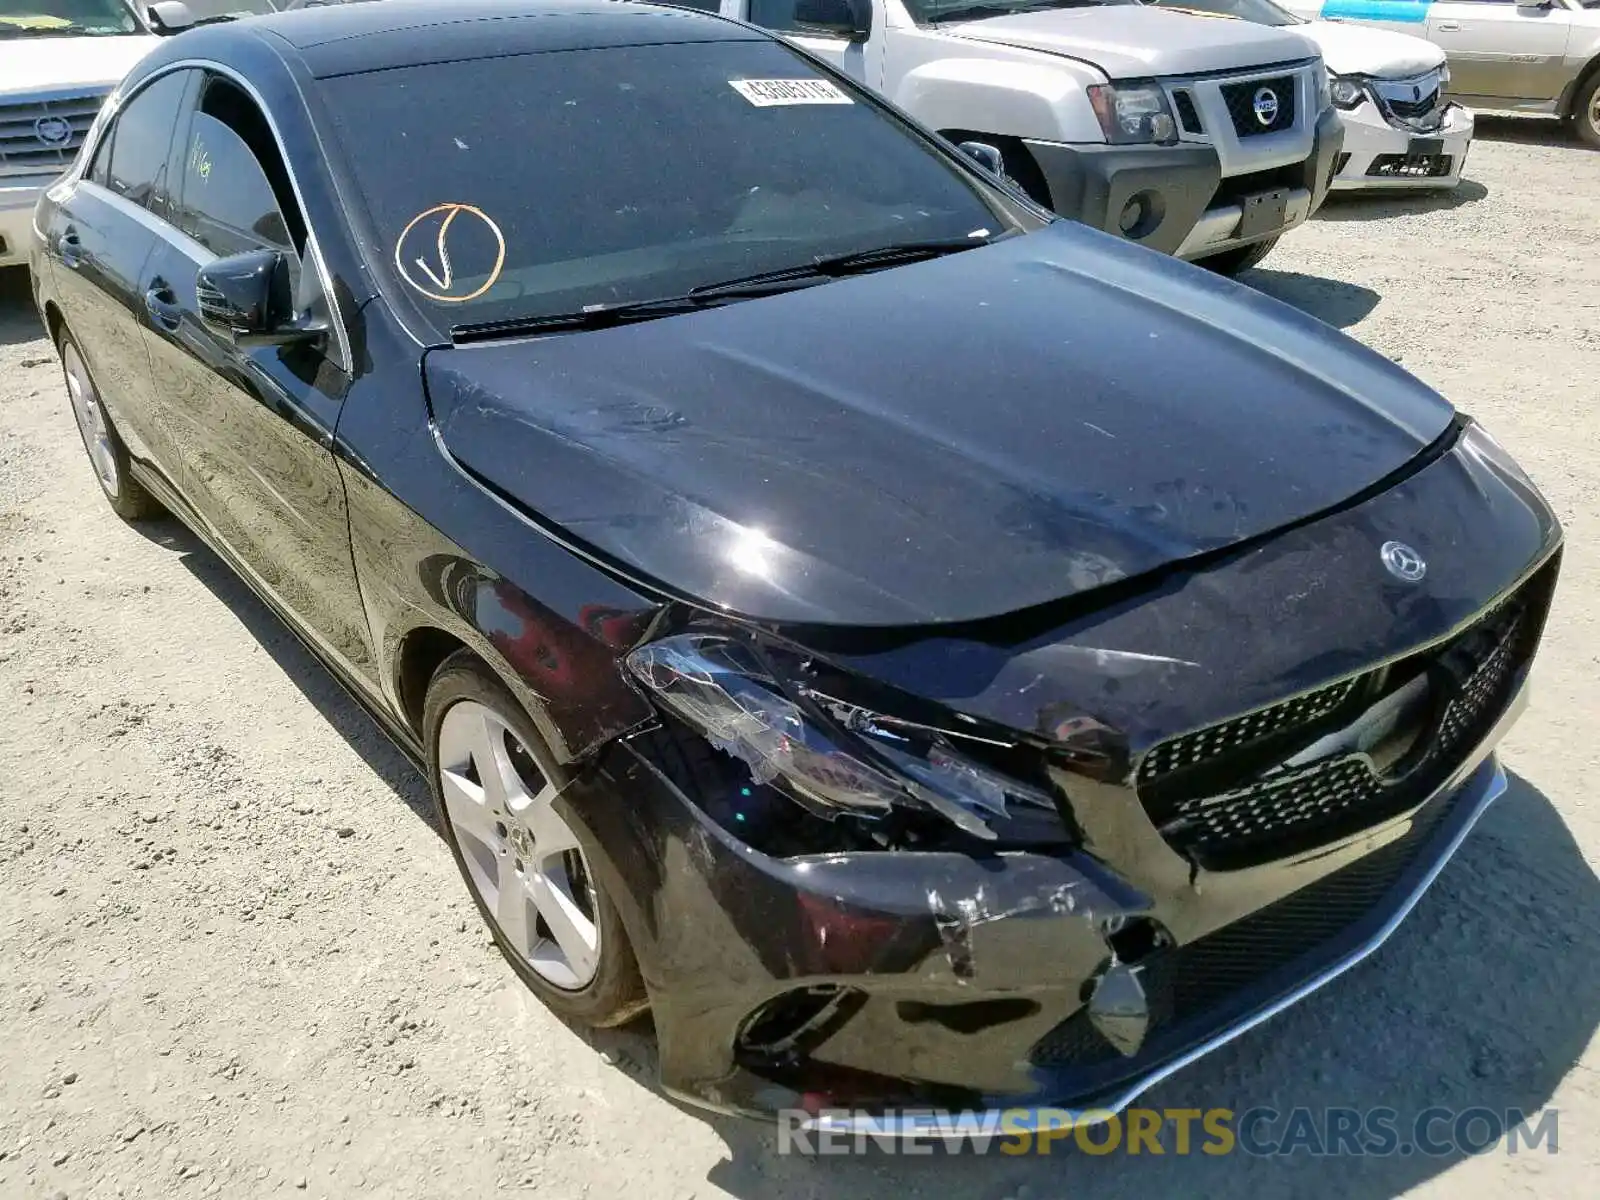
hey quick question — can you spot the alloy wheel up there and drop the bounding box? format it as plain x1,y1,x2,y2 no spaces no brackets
436,699,602,989
63,341,119,496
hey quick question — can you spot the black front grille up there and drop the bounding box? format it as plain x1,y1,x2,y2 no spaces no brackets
1219,76,1295,138
1136,560,1555,871
1030,789,1450,1071
1138,678,1355,785
1368,154,1454,180
1385,90,1441,122
1173,89,1203,135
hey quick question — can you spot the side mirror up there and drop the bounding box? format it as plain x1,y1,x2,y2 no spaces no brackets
196,249,325,348
958,140,1006,177
792,0,872,43
147,2,196,33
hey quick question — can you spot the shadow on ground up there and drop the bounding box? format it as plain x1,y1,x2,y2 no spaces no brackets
1,266,44,347
1244,268,1381,329
1315,179,1489,224
690,771,1596,1200
1471,113,1587,148
131,515,434,827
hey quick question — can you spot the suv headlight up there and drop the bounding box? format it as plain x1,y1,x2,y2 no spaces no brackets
626,633,1069,844
1087,82,1178,145
1329,73,1366,110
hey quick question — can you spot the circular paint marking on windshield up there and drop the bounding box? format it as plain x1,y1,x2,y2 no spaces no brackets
394,203,506,304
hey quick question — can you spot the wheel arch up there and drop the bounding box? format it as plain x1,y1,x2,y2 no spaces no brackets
395,623,471,739
42,299,65,348
1559,53,1600,120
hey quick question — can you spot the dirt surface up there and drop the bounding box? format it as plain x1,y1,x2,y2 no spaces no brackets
2,115,1598,1200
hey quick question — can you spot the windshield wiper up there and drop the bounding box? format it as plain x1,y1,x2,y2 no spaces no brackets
688,235,996,298
0,24,99,37
451,236,1000,342
449,292,758,343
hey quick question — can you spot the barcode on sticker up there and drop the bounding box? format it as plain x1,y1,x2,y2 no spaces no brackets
729,78,853,107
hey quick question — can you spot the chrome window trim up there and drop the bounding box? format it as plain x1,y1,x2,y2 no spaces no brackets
72,58,353,373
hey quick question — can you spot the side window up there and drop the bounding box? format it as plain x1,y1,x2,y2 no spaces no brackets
748,0,802,29
663,0,723,10
174,79,307,260
106,71,191,214
748,0,852,33
85,130,112,187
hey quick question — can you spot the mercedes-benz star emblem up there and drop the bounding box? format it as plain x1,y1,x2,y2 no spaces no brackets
34,116,72,148
1380,540,1427,583
1252,87,1280,127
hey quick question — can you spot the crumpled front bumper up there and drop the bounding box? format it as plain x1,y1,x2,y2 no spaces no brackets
1331,102,1474,191
573,718,1512,1123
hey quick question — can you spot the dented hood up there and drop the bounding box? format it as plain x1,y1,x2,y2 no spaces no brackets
941,7,1318,79
426,222,1455,627
1297,20,1444,78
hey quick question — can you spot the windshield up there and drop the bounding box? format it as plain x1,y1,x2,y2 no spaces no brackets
905,0,1300,23
907,0,1106,22
0,0,137,36
320,39,1015,338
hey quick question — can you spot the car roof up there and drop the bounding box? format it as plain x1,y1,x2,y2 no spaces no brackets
242,0,761,78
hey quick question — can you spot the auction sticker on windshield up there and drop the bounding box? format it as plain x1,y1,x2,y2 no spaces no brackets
729,79,853,107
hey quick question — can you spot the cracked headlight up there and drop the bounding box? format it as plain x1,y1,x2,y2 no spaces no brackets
1087,81,1178,146
1330,74,1366,110
626,633,1068,844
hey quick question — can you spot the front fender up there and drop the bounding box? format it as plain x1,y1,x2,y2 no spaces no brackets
893,56,1104,144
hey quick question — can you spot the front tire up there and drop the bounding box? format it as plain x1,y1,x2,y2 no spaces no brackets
1572,72,1600,149
58,329,163,521
1196,235,1280,277
423,650,646,1027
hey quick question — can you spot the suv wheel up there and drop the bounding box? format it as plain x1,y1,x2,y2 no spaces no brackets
424,651,646,1027
59,331,164,521
1573,72,1600,149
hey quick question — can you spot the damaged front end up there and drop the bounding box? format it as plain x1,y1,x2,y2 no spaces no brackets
563,419,1561,1125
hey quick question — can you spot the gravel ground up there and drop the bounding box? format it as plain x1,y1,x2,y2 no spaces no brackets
1,114,1597,1200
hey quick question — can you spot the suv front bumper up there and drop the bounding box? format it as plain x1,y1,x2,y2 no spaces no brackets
1332,102,1474,191
1021,106,1344,260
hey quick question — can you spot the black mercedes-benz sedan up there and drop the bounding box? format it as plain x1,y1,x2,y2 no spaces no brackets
29,0,1560,1132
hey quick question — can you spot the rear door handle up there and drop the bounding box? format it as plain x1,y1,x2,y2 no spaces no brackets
144,281,183,331
58,229,82,268
1436,20,1461,31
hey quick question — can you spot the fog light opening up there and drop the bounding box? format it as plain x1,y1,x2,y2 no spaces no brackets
1116,190,1165,240
737,984,865,1064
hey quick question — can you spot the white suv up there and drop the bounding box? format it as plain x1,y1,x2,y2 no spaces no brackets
715,0,1344,273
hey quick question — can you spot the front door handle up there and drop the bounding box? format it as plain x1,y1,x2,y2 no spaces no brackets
144,281,183,331
58,229,83,268
1436,20,1461,31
